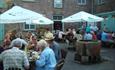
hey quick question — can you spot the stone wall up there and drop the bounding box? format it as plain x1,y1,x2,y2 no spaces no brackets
94,0,115,14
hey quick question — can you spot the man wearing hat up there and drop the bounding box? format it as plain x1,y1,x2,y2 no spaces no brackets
44,32,61,62
0,39,29,70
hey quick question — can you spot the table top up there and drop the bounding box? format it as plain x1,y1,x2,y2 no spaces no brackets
27,50,40,62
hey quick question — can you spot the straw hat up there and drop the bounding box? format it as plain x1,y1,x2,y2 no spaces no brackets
44,32,54,40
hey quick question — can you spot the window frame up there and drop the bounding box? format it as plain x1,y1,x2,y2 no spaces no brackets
53,15,63,21
24,24,36,31
22,0,35,2
77,0,87,5
54,0,63,8
97,0,105,5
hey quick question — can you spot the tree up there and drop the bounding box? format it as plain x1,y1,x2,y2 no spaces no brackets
5,0,13,9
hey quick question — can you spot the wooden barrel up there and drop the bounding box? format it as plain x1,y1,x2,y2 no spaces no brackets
75,40,101,63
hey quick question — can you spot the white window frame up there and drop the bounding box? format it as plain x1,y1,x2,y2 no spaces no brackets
24,24,36,31
77,0,87,5
97,0,105,5
22,0,35,2
54,0,63,8
53,15,63,21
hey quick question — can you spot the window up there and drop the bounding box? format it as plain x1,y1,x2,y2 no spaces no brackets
24,24,36,30
77,0,86,5
53,15,63,30
22,0,35,2
53,15,63,20
54,0,63,8
97,0,105,5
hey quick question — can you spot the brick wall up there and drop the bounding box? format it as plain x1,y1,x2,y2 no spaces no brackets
95,0,115,14
14,0,92,19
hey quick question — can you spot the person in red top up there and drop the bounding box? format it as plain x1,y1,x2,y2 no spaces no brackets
91,31,97,40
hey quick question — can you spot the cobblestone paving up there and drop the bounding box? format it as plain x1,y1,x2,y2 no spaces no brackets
59,43,115,70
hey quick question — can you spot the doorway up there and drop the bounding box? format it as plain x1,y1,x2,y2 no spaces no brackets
53,21,62,31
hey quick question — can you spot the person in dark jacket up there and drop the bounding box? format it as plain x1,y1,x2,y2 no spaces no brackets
0,46,4,70
44,32,61,62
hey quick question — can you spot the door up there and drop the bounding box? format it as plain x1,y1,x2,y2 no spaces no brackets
54,21,62,30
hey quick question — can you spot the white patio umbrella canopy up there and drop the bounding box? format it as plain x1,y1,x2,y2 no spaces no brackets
62,11,104,23
32,17,53,25
0,6,53,24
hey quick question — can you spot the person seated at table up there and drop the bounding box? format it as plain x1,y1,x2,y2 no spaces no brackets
3,32,12,49
83,32,93,41
90,24,98,32
91,31,97,40
10,30,17,41
26,31,32,41
96,30,102,40
101,30,114,48
27,33,38,51
0,38,29,70
75,30,83,41
35,39,57,70
9,37,28,50
86,25,91,34
101,30,108,47
0,46,4,70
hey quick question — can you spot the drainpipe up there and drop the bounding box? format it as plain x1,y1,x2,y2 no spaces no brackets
91,0,94,14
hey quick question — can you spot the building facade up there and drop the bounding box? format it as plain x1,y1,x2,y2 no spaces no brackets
1,0,93,34
94,0,115,32
1,0,115,41
13,0,92,31
0,0,94,41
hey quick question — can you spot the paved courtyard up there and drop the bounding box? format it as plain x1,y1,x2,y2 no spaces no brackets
60,43,115,70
